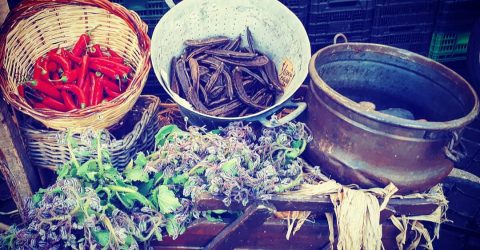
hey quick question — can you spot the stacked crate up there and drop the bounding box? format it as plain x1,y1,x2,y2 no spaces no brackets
370,0,438,56
429,0,480,62
307,0,373,53
279,0,310,28
111,0,170,95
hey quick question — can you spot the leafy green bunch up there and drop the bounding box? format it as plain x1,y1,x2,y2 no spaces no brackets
1,121,313,249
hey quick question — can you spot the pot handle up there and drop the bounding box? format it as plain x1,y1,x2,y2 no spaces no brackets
444,131,466,162
258,101,307,128
333,33,348,44
165,0,176,8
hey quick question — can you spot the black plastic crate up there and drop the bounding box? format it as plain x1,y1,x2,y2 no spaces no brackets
310,30,369,52
310,0,373,12
279,0,310,26
370,23,433,55
372,0,438,27
109,0,169,35
434,0,480,32
307,0,373,48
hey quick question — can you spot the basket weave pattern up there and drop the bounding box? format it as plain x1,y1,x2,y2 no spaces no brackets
0,0,151,131
21,95,161,169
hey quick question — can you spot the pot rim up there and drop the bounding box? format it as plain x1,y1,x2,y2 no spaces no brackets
309,42,480,131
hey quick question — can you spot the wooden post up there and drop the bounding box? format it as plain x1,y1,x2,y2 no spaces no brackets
205,202,276,250
0,97,40,220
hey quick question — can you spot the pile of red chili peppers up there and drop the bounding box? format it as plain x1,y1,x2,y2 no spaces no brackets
18,30,132,112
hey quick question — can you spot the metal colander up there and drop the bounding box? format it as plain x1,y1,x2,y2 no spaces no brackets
151,0,310,127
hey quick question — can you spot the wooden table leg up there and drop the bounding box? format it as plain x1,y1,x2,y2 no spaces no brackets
0,97,40,221
205,202,276,250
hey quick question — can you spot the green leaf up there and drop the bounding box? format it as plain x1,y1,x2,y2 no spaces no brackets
86,171,97,181
220,158,238,176
195,167,205,175
150,188,159,209
125,167,148,183
165,216,180,237
67,136,78,149
212,209,227,214
93,230,110,247
291,139,302,149
172,173,189,185
56,165,69,179
116,192,134,209
204,211,223,222
139,171,163,195
76,150,91,157
155,125,182,146
91,137,99,149
78,160,96,177
156,185,181,214
124,235,135,247
125,160,134,171
210,129,222,135
134,152,148,168
154,228,163,241
31,191,44,205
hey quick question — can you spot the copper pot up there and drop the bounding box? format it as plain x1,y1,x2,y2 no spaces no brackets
305,41,479,194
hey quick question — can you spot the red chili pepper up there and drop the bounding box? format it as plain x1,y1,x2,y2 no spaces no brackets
88,57,132,74
104,86,120,98
61,90,77,110
48,53,71,72
65,50,82,64
107,47,122,59
83,73,92,107
47,48,59,57
46,60,57,72
89,73,99,106
105,56,124,64
76,55,89,89
51,71,60,81
88,63,119,79
25,79,62,100
89,44,103,57
33,102,48,109
17,84,25,98
99,77,120,92
71,25,100,56
72,34,90,57
94,77,103,106
33,58,50,81
41,95,69,112
56,69,79,83
103,96,114,103
56,84,86,108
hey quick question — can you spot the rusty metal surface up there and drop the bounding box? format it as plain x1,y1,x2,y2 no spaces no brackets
306,42,479,194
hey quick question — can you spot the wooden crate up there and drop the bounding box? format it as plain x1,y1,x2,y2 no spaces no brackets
152,193,440,249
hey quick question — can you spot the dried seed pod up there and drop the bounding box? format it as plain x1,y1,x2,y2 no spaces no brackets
233,67,268,110
184,36,230,47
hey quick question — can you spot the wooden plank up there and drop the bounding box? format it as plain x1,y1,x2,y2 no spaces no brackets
205,202,275,250
0,97,40,220
153,217,415,249
196,194,439,218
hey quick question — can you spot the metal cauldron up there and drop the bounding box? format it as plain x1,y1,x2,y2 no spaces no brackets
305,37,479,194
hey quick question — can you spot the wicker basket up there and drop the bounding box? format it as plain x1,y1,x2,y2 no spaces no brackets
0,0,151,131
21,95,160,169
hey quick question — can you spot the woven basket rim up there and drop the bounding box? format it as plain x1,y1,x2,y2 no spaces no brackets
0,0,151,130
21,95,161,143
